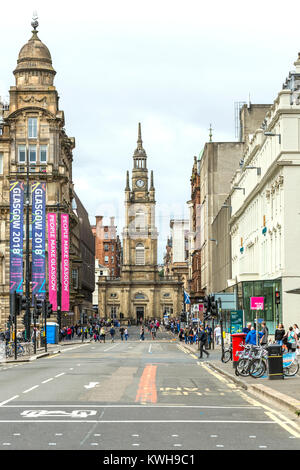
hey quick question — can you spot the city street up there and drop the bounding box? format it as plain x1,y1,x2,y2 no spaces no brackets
0,327,299,450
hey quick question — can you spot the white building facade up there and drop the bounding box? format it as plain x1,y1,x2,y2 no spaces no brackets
229,54,300,332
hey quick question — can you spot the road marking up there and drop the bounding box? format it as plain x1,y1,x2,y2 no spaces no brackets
103,345,119,352
84,382,99,390
22,385,39,394
42,378,54,384
54,373,65,378
135,365,157,404
149,345,152,354
0,419,276,424
264,411,300,439
0,395,19,406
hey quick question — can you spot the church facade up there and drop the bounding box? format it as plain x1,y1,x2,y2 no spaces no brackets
98,124,183,323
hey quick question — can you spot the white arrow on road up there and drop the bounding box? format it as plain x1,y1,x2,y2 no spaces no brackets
84,382,99,390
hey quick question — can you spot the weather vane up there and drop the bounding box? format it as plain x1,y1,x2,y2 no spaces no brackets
31,11,39,31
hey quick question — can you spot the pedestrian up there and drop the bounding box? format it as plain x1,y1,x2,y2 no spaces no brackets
245,326,258,345
184,326,189,344
214,325,221,346
260,321,269,346
100,326,106,343
110,325,116,343
151,325,156,340
124,328,129,341
178,329,184,342
67,327,72,340
140,325,145,341
274,323,285,346
287,326,298,353
119,326,124,341
293,324,300,339
198,325,209,359
206,325,212,349
242,322,252,335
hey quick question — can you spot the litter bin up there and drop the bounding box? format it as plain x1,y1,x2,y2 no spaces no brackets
267,344,284,380
231,333,246,368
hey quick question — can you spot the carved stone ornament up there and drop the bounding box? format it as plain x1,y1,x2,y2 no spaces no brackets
19,95,47,104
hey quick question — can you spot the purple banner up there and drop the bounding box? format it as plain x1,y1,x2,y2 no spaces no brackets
9,181,24,294
32,182,46,302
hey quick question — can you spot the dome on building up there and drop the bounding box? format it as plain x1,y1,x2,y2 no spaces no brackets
14,29,56,76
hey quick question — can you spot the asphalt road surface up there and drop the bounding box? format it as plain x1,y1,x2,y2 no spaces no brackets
0,326,299,450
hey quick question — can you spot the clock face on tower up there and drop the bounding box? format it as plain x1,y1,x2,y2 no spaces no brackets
136,179,145,188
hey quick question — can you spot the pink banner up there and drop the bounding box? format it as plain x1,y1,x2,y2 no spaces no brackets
250,296,264,310
47,213,57,311
61,213,70,312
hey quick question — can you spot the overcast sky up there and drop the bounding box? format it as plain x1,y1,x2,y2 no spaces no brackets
1,0,300,261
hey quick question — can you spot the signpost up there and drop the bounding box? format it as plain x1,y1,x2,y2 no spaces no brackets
250,297,264,345
230,310,244,334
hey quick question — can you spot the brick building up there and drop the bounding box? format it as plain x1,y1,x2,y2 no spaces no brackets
92,216,122,279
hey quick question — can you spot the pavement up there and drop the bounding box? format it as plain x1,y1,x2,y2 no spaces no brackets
179,339,300,416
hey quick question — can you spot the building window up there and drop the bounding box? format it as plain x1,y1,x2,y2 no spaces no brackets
29,145,37,164
104,256,109,263
0,153,3,174
104,233,108,239
104,244,109,251
28,118,38,139
40,145,47,163
136,243,145,265
111,256,114,263
72,269,78,289
18,145,26,163
111,268,114,276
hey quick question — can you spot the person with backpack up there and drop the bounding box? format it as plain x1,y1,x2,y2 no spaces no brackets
119,326,125,341
198,325,210,359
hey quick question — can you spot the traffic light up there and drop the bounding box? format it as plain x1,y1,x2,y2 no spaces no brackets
33,296,43,317
275,290,280,305
46,301,53,318
203,295,211,314
210,295,218,317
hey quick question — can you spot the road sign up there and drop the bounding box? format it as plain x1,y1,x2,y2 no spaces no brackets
250,297,264,310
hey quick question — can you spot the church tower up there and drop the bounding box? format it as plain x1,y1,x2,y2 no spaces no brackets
122,123,158,281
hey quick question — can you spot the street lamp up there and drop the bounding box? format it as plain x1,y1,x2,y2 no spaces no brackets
264,132,281,144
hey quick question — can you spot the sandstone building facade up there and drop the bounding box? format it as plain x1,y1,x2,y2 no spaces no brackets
98,125,183,323
0,20,94,328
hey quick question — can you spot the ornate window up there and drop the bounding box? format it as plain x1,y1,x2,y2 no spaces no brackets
28,118,38,139
135,243,145,265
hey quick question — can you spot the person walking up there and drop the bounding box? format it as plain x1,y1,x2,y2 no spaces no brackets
260,321,269,346
214,325,221,346
110,325,116,343
100,326,106,343
274,324,285,346
119,326,124,341
124,328,129,341
245,326,258,345
198,325,209,359
140,325,145,341
287,326,297,353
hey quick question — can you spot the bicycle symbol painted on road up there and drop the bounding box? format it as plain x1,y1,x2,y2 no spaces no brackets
21,410,97,418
